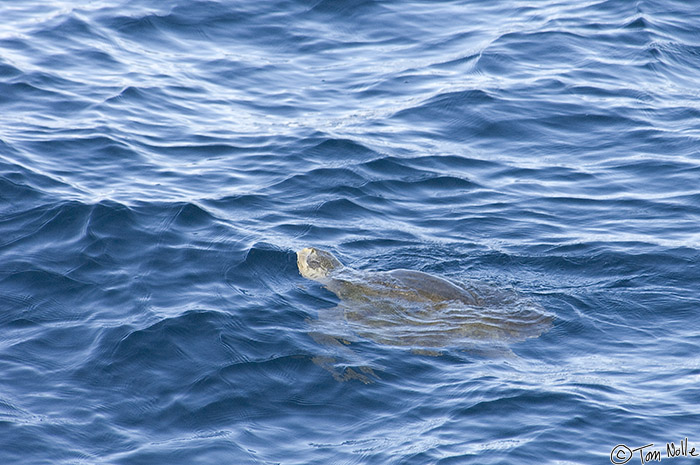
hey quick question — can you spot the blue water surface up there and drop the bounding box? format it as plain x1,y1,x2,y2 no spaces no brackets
1,0,699,463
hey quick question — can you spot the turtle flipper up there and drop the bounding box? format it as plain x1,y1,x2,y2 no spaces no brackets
307,309,379,383
310,355,378,384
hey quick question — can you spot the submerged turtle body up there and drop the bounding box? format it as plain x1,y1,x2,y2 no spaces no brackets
297,247,552,352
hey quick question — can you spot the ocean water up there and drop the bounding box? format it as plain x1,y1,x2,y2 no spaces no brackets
1,0,699,463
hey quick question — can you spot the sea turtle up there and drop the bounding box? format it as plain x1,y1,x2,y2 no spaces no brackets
297,247,552,382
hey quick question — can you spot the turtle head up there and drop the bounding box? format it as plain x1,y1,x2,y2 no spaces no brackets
297,247,343,282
